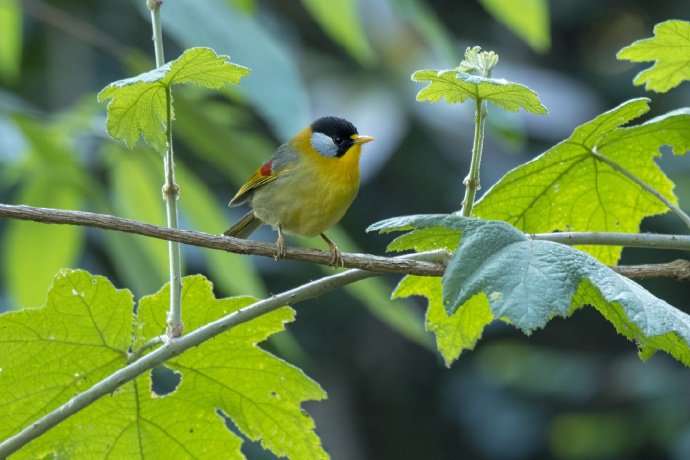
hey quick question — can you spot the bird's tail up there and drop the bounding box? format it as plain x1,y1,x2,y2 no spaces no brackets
224,211,263,239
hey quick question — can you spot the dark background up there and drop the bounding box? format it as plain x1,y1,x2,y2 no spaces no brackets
1,0,690,458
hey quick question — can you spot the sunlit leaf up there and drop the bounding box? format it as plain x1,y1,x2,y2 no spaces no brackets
98,47,249,151
413,69,547,114
474,99,690,264
1,271,327,459
617,20,690,93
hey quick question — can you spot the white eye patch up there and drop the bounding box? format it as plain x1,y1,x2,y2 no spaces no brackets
310,132,339,157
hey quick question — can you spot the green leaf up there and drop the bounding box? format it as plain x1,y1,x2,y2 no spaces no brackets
444,217,690,365
370,214,690,366
478,0,550,52
301,0,375,64
413,69,547,114
2,271,327,458
0,0,21,81
97,47,249,151
474,99,690,264
617,20,690,93
0,270,133,444
136,276,328,459
393,276,492,367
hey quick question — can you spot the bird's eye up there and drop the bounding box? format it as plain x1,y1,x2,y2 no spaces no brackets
333,136,344,145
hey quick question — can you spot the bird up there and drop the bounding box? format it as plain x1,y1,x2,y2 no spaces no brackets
223,116,374,267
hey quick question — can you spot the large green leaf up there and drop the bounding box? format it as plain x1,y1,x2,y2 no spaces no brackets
98,47,249,151
413,69,547,114
136,275,327,459
301,0,375,64
478,0,550,52
370,214,690,366
1,270,327,459
474,99,690,264
617,20,690,93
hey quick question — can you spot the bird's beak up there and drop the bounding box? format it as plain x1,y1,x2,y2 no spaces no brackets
352,134,374,145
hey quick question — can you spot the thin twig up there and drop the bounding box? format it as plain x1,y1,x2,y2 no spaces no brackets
532,231,690,251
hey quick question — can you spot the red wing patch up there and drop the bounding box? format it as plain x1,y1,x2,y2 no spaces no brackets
259,161,273,177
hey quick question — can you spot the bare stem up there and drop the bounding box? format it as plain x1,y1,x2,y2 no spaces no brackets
461,97,486,216
148,0,183,337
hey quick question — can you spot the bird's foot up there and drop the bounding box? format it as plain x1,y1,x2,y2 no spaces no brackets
321,233,344,268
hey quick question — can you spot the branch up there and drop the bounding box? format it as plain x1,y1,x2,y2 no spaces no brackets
532,231,690,251
1,204,689,280
0,252,439,457
0,204,449,276
612,259,690,281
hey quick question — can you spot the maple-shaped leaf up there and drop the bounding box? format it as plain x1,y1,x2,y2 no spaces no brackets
98,47,250,151
474,98,690,265
0,270,326,459
412,69,547,114
617,20,690,93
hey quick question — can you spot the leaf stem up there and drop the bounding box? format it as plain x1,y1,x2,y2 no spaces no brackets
148,0,184,337
590,148,690,231
461,97,486,216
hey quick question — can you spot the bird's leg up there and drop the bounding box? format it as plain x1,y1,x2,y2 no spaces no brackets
320,233,344,267
274,225,287,260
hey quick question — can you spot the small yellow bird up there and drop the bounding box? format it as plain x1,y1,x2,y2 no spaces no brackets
224,116,374,266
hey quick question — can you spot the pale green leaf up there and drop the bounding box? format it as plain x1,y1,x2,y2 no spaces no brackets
479,0,550,52
97,47,249,150
0,270,132,443
301,0,376,64
617,20,690,93
393,276,492,367
413,69,547,114
0,0,21,81
2,271,326,458
474,98,690,265
136,276,328,460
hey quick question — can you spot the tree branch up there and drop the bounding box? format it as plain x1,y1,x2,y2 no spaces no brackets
0,203,449,276
1,203,689,280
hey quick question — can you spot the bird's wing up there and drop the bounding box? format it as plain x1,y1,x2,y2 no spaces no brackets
228,144,298,206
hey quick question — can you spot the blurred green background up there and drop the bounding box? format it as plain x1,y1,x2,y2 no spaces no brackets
1,0,690,458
